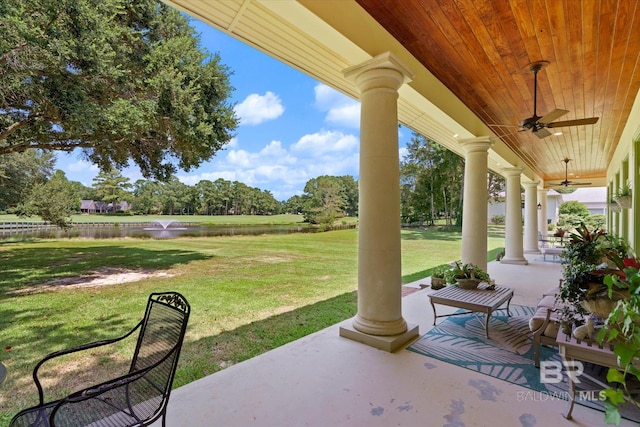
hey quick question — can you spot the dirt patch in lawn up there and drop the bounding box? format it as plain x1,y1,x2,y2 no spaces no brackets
8,268,174,294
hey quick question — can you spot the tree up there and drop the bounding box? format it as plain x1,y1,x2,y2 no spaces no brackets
92,169,132,211
20,170,79,228
132,179,161,214
0,149,54,210
0,0,238,180
558,200,590,229
337,176,358,217
283,195,305,215
157,176,188,215
400,134,463,226
302,176,349,225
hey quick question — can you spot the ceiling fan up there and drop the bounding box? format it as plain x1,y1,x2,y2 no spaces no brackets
549,158,591,187
490,61,599,139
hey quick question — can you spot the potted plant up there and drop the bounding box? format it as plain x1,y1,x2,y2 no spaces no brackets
444,262,491,290
553,227,566,238
615,181,632,209
558,224,631,326
598,254,640,424
608,197,622,213
557,223,607,326
430,266,448,290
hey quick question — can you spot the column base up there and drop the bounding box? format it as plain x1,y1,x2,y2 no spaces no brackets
524,249,541,254
340,321,419,352
500,257,529,265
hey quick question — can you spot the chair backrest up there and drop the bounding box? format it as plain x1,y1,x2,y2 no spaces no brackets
122,292,190,423
10,292,190,427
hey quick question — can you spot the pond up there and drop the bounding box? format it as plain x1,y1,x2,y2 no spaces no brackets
0,220,338,240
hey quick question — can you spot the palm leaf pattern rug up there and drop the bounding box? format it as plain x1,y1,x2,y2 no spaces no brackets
407,305,640,420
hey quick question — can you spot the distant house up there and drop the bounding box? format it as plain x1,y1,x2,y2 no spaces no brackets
487,187,606,224
79,200,131,213
556,187,607,215
80,200,98,213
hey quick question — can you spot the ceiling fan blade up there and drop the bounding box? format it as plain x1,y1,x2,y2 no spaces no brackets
538,109,569,124
487,124,522,128
533,127,552,138
547,117,599,127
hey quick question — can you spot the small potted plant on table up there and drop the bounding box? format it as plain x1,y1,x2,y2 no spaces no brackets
444,262,491,290
430,266,448,290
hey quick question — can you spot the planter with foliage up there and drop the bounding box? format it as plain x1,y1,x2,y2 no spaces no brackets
615,182,632,209
444,262,491,290
554,228,567,237
557,224,629,326
430,266,448,290
597,256,640,425
608,198,622,213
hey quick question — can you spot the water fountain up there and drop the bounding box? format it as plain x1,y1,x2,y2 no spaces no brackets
144,220,187,231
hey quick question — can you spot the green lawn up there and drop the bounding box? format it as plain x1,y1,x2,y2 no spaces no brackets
0,225,504,423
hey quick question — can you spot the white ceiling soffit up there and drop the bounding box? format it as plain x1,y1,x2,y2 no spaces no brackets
163,0,528,179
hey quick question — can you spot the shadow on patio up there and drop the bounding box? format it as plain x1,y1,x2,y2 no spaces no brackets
153,254,634,426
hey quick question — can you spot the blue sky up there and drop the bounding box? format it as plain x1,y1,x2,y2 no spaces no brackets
55,16,411,202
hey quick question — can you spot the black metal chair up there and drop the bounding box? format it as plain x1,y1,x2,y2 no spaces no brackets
10,292,190,427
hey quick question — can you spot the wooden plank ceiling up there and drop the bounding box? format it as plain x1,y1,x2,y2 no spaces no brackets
356,0,640,185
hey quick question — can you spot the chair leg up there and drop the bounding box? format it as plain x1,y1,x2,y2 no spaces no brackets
533,335,541,368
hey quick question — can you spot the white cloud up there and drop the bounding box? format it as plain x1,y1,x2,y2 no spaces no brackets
67,159,99,173
399,147,408,161
314,84,360,129
325,103,360,128
177,130,359,201
234,91,284,125
291,130,358,156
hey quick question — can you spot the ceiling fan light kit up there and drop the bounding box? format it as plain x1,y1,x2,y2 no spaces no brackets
548,158,592,188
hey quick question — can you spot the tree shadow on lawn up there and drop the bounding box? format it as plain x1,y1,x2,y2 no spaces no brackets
1,291,358,420
0,303,143,417
0,246,212,295
175,291,359,386
401,228,461,241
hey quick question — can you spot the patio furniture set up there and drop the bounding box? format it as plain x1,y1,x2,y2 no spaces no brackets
429,280,626,419
539,233,566,261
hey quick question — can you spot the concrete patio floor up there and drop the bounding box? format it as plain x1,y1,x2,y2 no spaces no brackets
155,254,635,426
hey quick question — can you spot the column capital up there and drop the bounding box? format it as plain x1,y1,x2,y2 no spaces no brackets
502,166,523,177
522,181,539,189
343,52,414,91
459,137,493,153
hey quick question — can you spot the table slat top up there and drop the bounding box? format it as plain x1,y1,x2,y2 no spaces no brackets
429,284,513,308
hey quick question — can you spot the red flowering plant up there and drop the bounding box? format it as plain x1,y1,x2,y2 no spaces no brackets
597,250,640,425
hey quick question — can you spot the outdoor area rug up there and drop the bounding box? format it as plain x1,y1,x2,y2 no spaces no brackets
407,305,640,421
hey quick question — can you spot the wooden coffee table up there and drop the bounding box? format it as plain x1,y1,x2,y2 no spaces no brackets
556,330,640,420
429,284,513,339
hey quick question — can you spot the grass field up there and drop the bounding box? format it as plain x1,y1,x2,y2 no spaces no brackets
0,224,504,423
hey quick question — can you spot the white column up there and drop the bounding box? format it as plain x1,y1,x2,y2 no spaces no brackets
460,137,493,272
523,181,540,253
538,188,549,238
339,52,418,351
501,167,528,265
